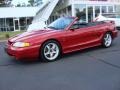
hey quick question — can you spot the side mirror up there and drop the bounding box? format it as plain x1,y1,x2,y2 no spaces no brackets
70,24,79,30
70,27,75,31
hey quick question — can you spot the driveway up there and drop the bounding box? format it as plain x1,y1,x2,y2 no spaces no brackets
0,32,120,90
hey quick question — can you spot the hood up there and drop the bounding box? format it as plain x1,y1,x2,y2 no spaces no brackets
9,30,57,42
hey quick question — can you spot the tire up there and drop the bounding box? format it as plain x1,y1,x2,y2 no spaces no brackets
40,40,61,62
102,32,112,48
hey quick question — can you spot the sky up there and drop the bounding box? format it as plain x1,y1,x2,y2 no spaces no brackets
12,0,48,5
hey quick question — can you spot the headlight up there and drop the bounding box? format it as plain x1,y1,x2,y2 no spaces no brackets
13,42,30,48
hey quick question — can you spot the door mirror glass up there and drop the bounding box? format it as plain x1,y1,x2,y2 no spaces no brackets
70,24,79,30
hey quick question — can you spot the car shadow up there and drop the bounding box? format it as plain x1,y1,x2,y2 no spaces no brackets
61,46,103,59
63,41,120,58
8,57,41,66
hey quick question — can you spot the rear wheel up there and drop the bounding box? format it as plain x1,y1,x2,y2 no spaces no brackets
102,32,112,48
40,40,61,62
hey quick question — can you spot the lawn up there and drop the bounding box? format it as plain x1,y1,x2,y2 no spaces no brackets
0,31,25,40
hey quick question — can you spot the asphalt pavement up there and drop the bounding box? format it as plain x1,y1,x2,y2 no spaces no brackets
0,32,120,90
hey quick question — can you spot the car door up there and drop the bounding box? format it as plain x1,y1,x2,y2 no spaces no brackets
63,23,100,53
82,22,103,45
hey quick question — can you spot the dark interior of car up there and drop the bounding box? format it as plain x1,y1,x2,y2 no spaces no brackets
70,21,105,30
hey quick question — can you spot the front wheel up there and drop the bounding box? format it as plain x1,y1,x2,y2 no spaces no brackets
102,33,112,48
40,40,61,62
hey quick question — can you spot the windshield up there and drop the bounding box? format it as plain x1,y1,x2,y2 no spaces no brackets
48,17,74,30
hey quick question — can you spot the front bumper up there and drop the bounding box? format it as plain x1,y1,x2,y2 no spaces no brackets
5,44,40,60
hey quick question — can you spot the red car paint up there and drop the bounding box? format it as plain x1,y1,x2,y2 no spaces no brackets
5,17,118,60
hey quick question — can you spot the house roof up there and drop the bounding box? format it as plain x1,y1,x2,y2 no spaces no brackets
0,7,39,18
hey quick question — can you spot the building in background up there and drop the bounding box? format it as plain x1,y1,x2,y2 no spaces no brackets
0,7,39,31
33,0,120,24
34,0,43,6
1,0,120,31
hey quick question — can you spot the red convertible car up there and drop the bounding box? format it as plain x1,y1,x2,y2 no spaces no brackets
5,17,118,62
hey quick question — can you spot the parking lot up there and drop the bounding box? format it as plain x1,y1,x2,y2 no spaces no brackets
0,31,120,90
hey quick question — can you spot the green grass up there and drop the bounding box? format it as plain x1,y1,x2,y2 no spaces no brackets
0,31,25,40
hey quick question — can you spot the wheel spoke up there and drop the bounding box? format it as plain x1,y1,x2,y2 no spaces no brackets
50,52,54,58
52,43,56,50
46,45,50,50
104,37,107,41
105,35,108,40
44,51,50,56
106,34,109,39
105,41,108,46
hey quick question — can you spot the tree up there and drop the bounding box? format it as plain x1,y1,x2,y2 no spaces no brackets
16,3,21,7
16,3,27,7
0,0,4,3
76,9,86,20
0,0,5,4
0,0,5,6
0,0,12,7
28,0,35,6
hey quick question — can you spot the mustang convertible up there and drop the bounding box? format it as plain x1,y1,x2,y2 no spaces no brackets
5,17,118,62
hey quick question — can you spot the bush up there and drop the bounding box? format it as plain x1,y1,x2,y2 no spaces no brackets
5,33,10,38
